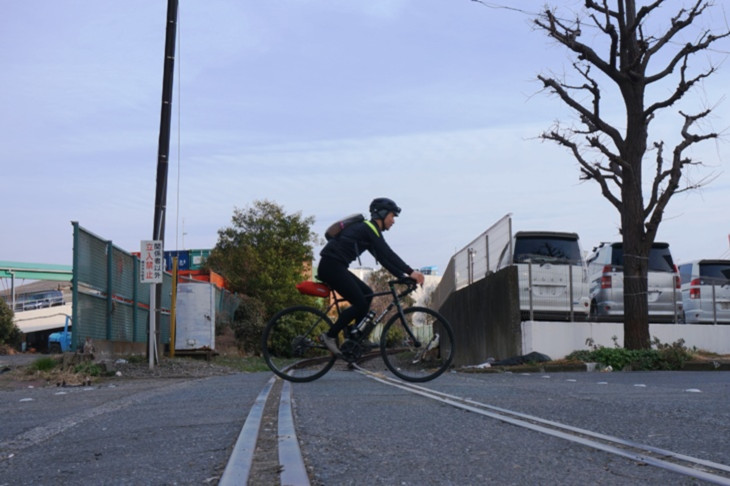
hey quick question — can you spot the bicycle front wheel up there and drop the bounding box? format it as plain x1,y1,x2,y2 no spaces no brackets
262,305,336,382
380,306,455,382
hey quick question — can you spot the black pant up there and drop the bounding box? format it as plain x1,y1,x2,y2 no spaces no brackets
317,256,373,337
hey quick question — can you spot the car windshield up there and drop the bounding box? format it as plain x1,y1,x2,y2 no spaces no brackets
513,236,582,265
610,244,675,272
699,263,730,285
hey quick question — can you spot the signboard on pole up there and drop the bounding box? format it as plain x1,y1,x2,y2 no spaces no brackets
140,240,164,284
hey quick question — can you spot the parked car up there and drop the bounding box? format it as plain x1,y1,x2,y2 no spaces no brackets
9,290,65,312
586,242,681,322
496,231,590,320
678,259,730,324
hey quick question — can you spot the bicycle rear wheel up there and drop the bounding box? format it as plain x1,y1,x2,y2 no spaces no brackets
380,306,454,382
262,305,336,382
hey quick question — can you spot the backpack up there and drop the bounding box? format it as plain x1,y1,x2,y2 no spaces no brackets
324,213,365,241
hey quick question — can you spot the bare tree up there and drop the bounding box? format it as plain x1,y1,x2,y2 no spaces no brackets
533,0,728,349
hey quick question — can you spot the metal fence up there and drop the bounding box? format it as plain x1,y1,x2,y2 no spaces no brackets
514,261,590,321
431,214,592,322
71,222,170,350
432,214,512,311
71,222,239,351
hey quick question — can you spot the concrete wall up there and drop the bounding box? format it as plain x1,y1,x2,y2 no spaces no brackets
438,266,730,366
523,321,730,360
438,266,522,367
92,339,147,358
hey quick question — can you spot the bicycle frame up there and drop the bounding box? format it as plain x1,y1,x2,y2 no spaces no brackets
263,276,455,382
322,279,421,347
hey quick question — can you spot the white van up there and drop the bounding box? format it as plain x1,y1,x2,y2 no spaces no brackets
678,260,730,324
496,231,590,320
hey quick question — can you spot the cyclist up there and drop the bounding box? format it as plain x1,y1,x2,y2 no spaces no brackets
317,197,425,355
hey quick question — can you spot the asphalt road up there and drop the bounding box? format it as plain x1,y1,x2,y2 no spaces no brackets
293,369,730,485
0,372,271,485
1,367,728,485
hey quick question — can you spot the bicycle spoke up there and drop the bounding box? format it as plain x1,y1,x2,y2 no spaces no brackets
380,306,454,382
262,306,336,382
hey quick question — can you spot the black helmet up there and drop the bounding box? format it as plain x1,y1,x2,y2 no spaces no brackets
369,197,401,220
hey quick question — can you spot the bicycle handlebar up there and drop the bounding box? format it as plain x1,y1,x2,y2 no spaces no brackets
388,277,419,296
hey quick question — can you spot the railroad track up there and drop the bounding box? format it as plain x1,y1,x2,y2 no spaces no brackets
221,369,730,485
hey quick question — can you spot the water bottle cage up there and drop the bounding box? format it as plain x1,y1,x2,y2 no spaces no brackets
359,320,376,337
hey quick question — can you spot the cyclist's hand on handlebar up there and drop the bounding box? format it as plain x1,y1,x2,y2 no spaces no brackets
409,270,425,287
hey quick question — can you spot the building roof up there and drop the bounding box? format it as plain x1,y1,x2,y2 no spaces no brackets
0,261,72,282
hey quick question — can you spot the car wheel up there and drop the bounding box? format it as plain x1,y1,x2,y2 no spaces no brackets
589,301,598,320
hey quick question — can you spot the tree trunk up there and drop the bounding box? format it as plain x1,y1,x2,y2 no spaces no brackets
621,99,651,350
621,224,650,349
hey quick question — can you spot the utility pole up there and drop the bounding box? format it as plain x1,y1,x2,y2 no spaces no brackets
150,0,179,368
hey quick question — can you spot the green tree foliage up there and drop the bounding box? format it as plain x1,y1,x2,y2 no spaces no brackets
230,294,267,356
206,200,320,320
0,298,22,347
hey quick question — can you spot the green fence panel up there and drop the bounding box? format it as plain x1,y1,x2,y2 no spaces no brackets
71,222,238,353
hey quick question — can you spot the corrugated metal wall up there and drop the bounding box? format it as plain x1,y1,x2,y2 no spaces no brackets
71,222,168,350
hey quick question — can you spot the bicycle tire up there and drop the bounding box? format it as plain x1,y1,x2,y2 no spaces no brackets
380,306,455,382
261,305,337,382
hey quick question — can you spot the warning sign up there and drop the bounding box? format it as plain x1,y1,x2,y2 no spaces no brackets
140,240,164,283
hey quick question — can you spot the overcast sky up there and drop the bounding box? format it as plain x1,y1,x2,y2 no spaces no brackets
2,0,729,282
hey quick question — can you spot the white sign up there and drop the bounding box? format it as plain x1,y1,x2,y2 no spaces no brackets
140,240,164,283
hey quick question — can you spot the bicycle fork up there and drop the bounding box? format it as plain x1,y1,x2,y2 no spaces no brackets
384,284,422,348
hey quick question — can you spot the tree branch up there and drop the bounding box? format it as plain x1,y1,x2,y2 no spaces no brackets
644,109,718,230
538,67,624,150
541,129,623,209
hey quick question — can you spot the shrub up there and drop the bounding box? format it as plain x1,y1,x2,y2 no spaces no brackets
73,361,105,376
0,298,22,348
565,337,693,371
29,357,58,372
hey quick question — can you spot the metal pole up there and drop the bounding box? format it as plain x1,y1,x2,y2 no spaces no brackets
149,286,156,370
71,222,80,351
170,257,178,357
150,0,179,365
485,234,490,276
528,262,534,321
10,271,15,312
568,265,574,322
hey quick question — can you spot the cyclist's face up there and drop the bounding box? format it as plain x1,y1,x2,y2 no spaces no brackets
383,212,396,231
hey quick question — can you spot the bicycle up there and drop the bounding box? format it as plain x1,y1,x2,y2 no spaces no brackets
261,277,455,383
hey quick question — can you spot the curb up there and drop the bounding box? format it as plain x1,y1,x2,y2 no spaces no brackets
458,360,730,373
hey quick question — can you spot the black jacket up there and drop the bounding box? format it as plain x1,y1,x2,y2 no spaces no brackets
320,220,413,277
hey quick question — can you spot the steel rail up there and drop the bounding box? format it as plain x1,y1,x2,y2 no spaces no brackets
278,380,311,486
222,375,310,486
219,377,275,486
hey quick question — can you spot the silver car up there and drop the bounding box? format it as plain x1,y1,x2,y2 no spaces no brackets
678,260,730,324
497,231,590,320
586,242,682,322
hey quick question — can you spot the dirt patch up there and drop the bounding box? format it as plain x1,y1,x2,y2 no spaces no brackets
0,351,242,391
0,327,253,390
